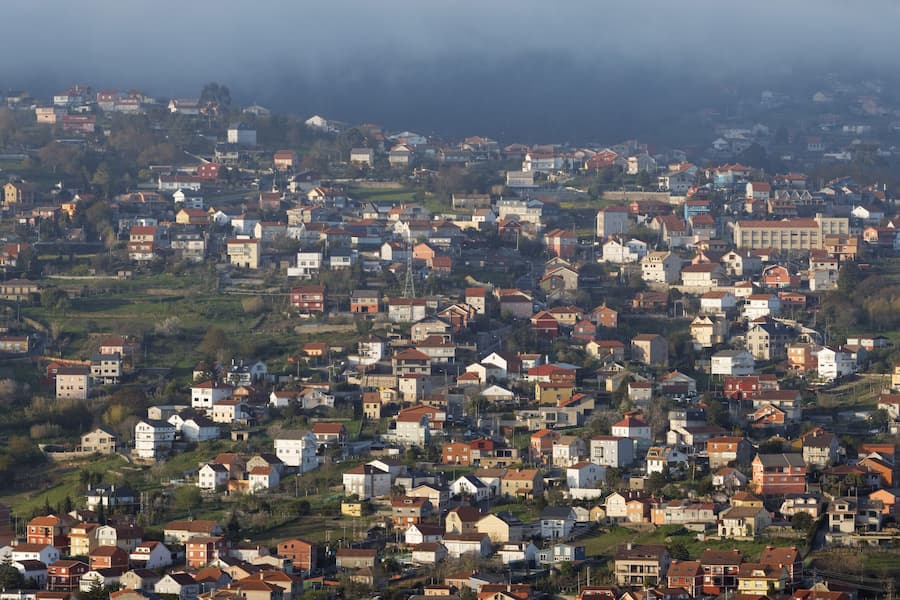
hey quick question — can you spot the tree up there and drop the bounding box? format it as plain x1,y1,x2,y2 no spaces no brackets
791,511,813,532
635,170,651,188
41,287,70,311
198,326,229,359
0,553,23,589
706,397,728,427
78,577,107,600
200,82,232,115
91,162,113,198
667,540,690,561
837,262,862,294
174,486,202,513
225,510,242,542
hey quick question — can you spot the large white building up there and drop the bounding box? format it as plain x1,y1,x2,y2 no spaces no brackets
815,347,857,382
190,381,234,411
134,419,176,460
273,430,319,472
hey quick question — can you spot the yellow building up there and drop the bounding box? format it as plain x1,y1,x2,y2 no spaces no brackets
3,181,36,209
69,522,100,557
737,564,787,595
535,382,574,405
893,365,900,390
226,238,260,269
362,392,382,420
341,501,363,517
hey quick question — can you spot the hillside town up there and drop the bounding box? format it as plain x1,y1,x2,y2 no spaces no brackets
0,76,898,600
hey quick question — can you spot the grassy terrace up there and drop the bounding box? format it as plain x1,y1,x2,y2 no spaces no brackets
580,524,783,562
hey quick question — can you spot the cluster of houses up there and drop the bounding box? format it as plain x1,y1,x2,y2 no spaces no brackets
0,512,305,600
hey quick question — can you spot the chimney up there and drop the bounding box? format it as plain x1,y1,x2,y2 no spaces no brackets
626,543,633,551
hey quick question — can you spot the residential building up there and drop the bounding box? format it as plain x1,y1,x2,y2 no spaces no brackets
226,238,260,269
56,366,91,400
641,252,681,284
717,506,772,539
707,437,754,469
590,436,634,468
614,544,670,587
751,453,806,495
631,334,668,366
273,430,318,472
134,419,176,460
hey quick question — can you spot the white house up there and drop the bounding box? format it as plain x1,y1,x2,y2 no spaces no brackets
711,350,755,376
210,399,249,425
641,251,681,284
190,381,234,411
342,464,392,500
134,419,176,460
175,416,220,443
441,533,492,558
198,463,229,491
602,238,647,264
248,466,279,494
404,524,444,546
815,347,857,382
589,436,634,468
700,291,737,315
450,475,491,502
566,461,606,490
540,506,577,539
14,560,48,586
743,294,781,320
498,541,539,566
227,123,257,146
11,544,59,566
154,572,200,600
273,430,318,472
287,251,322,279
611,413,652,440
129,541,172,569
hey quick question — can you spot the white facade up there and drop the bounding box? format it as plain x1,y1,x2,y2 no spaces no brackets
450,475,490,502
134,419,176,460
274,431,319,472
743,295,781,320
816,347,857,382
288,251,322,279
641,251,681,284
130,542,172,569
711,350,755,376
190,382,233,411
646,446,689,474
342,466,392,500
11,545,59,566
602,238,647,264
566,462,606,490
198,464,229,490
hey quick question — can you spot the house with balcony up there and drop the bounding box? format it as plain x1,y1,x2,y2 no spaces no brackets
614,544,670,587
